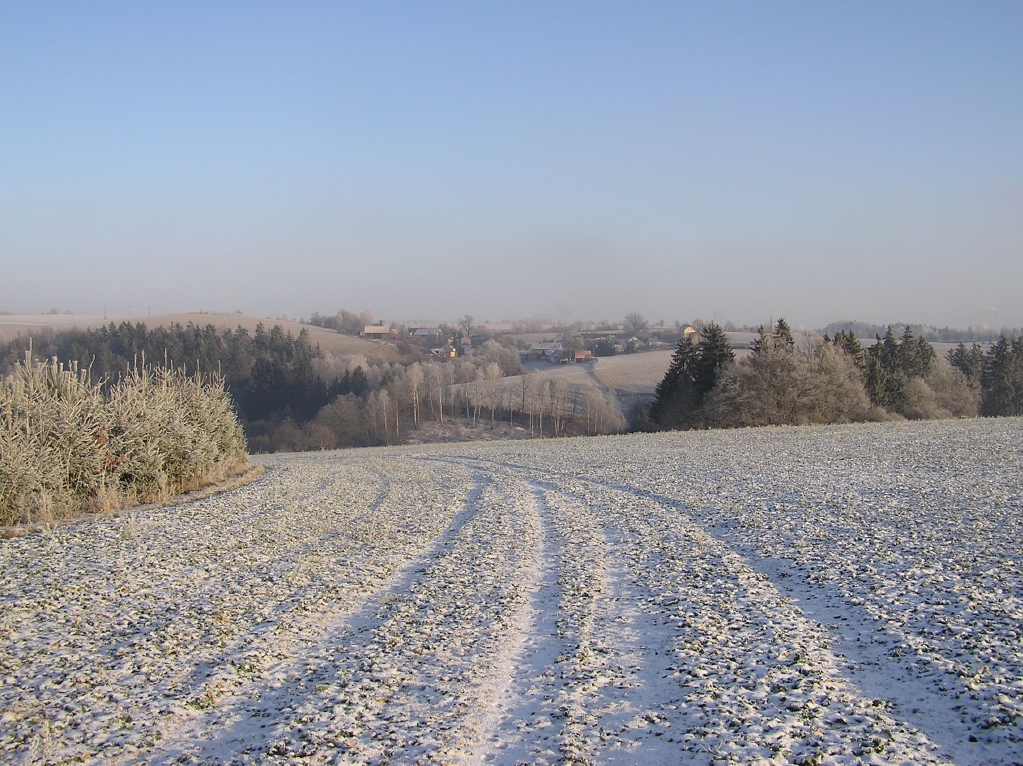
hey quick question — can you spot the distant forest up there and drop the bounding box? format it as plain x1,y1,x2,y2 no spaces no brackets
821,320,1021,344
0,321,621,452
4,316,1020,454
648,319,1023,431
0,322,341,424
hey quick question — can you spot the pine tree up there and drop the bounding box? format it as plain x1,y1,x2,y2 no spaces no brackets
752,324,771,354
948,342,984,387
831,330,866,374
896,327,935,379
650,335,698,428
866,327,905,410
980,336,1023,416
898,326,921,378
916,335,936,376
694,322,735,396
650,322,734,430
773,318,795,349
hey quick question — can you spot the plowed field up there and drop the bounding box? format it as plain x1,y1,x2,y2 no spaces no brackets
2,419,1021,764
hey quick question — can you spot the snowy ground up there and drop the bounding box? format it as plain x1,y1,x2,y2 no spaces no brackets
1,418,1021,764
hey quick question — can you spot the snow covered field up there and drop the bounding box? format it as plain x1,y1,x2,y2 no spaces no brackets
1,419,1021,764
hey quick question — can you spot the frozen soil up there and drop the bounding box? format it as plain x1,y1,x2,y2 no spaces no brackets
1,418,1021,764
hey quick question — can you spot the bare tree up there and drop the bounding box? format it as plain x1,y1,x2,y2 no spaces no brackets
502,387,514,426
472,368,484,426
924,358,978,417
524,372,542,435
378,390,394,444
480,338,523,376
483,362,501,428
623,312,649,335
582,387,626,434
536,378,551,436
405,363,424,428
456,359,475,422
423,362,443,423
548,378,569,435
443,363,457,422
705,336,871,428
520,373,529,427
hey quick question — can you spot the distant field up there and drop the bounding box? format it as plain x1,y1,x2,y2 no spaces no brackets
476,353,672,420
0,312,378,357
593,350,674,394
495,349,700,404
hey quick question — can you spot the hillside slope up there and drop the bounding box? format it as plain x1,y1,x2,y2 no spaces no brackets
0,312,378,357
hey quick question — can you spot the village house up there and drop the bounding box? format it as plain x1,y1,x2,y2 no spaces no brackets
681,325,702,344
409,327,443,339
519,341,563,363
361,324,398,340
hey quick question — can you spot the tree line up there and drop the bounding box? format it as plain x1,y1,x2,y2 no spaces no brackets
649,319,1023,430
0,322,623,453
822,320,1021,344
261,340,625,452
0,321,338,422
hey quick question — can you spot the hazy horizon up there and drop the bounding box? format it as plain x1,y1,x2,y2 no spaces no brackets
2,3,1021,330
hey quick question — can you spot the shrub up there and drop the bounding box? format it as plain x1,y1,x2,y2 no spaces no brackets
704,335,870,428
925,359,978,418
0,355,248,526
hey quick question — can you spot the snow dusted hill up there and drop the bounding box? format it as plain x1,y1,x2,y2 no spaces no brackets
1,419,1020,764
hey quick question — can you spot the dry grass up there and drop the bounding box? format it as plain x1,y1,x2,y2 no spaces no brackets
592,350,674,393
0,464,262,539
0,354,249,526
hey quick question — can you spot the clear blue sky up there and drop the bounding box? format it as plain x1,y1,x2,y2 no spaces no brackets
2,1,1021,328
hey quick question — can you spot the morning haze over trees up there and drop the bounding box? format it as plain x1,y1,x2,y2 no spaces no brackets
2,308,1020,461
649,319,1022,431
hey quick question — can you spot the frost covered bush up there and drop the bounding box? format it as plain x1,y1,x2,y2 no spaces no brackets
902,359,979,420
0,357,106,524
0,355,248,526
704,336,871,428
654,319,988,432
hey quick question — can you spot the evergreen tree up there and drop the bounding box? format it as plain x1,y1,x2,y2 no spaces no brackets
650,335,699,428
649,322,734,430
831,330,866,374
752,324,771,353
865,326,938,413
948,342,984,387
898,326,922,378
773,318,795,349
0,320,341,427
896,327,935,379
866,327,905,410
693,323,735,396
980,336,1023,416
